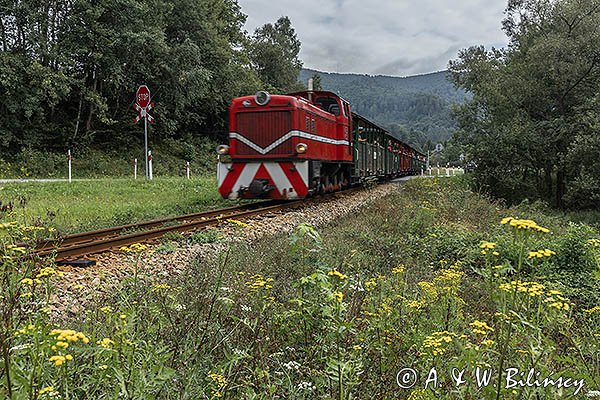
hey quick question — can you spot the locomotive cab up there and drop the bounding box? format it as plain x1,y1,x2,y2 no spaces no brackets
217,90,354,200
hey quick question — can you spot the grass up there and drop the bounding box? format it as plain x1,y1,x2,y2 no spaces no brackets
0,176,242,234
1,177,599,399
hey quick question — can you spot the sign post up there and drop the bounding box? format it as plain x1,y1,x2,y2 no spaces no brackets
133,85,155,180
68,150,72,183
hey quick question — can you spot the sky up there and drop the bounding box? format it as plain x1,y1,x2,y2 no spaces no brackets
237,0,509,77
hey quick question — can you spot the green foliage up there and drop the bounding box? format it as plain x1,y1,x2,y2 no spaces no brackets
250,17,303,93
0,1,302,159
190,228,222,244
449,0,600,208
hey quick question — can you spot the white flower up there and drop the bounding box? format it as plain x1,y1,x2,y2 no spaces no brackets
297,381,315,391
241,304,252,312
284,360,301,371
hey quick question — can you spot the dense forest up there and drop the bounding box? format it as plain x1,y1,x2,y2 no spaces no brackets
299,69,468,151
450,0,600,209
0,1,302,166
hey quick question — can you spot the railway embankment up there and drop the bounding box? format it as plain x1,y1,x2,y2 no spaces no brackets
2,177,599,399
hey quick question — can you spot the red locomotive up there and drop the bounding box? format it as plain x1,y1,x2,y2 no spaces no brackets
217,90,426,200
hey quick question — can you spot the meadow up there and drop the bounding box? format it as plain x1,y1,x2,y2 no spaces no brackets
0,177,240,234
0,177,598,399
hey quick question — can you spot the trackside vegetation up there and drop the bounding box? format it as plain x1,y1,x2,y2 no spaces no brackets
0,177,235,234
1,178,598,399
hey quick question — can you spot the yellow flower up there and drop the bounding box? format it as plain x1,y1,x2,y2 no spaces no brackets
480,241,497,249
327,269,348,280
39,386,54,395
20,278,33,285
364,278,377,291
469,320,494,335
49,355,66,367
97,338,115,348
391,265,405,274
333,291,344,303
584,306,600,314
502,218,550,233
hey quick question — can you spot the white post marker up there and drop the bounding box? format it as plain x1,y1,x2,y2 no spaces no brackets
134,158,138,180
148,150,153,180
186,161,190,179
446,168,450,177
68,149,72,183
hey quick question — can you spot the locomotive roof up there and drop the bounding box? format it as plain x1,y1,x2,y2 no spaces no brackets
287,90,349,103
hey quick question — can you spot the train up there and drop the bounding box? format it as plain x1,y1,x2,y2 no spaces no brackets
216,89,427,200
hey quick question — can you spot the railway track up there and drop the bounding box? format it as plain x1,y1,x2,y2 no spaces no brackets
34,200,303,261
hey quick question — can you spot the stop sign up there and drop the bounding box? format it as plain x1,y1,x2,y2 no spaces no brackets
136,85,150,108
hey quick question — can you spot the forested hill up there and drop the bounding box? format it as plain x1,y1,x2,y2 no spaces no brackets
299,69,468,150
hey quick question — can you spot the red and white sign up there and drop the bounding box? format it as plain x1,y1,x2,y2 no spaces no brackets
136,85,151,108
133,85,154,124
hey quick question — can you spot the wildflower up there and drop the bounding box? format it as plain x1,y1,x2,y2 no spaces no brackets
528,249,556,259
421,331,460,356
298,381,316,391
469,320,494,335
584,306,600,314
39,386,54,396
20,278,33,285
499,280,545,297
100,306,113,313
364,278,377,291
481,339,494,346
501,218,550,233
20,292,32,298
50,329,90,344
391,265,405,274
480,241,497,249
406,300,426,312
284,360,301,371
71,284,84,290
226,218,252,229
353,345,362,351
245,274,274,292
36,267,62,278
119,314,127,320
120,243,149,253
328,269,348,280
332,291,344,303
99,364,108,370
208,372,227,397
49,355,66,367
97,338,115,348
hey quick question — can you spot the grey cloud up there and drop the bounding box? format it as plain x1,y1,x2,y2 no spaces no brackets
238,0,508,76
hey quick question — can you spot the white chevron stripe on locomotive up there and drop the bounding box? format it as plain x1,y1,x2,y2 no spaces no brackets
229,130,349,155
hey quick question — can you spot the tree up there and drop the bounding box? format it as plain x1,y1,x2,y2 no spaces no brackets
310,73,322,90
449,0,600,208
249,16,303,93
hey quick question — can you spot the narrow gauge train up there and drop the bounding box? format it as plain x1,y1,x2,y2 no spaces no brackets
217,90,426,200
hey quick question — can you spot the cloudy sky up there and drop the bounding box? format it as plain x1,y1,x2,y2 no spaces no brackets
237,0,509,77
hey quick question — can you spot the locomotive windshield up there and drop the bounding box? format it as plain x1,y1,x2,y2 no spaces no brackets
315,97,340,116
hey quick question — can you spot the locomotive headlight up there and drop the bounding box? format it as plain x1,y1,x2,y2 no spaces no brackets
295,143,308,154
254,91,271,106
216,144,230,155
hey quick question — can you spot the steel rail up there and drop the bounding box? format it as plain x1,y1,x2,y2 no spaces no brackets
35,201,282,251
35,201,303,261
